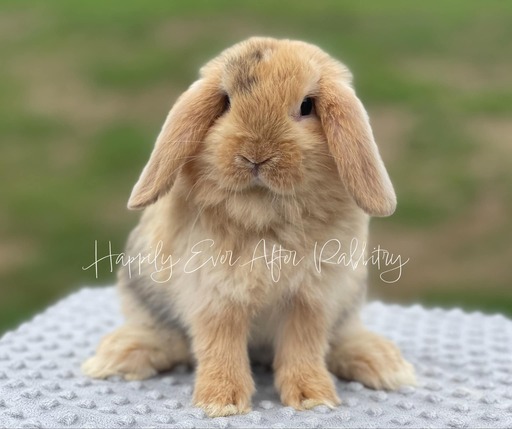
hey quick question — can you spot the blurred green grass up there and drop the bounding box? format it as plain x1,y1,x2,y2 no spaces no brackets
1,0,511,332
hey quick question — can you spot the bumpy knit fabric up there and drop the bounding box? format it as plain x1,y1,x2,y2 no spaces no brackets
0,287,511,428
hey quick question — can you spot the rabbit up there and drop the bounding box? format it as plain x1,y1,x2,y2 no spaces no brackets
82,37,416,417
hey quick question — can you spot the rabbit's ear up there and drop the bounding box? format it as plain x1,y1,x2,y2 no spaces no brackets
128,79,224,209
316,78,396,217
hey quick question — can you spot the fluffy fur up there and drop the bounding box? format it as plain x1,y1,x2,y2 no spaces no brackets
82,37,415,417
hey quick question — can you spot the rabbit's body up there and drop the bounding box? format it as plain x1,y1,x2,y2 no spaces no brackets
118,175,366,349
83,37,415,417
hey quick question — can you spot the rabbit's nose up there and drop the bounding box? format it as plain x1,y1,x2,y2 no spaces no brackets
238,155,272,175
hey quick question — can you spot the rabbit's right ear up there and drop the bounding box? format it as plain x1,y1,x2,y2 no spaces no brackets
128,78,225,210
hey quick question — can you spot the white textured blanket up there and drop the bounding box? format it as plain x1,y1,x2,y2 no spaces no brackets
1,287,511,428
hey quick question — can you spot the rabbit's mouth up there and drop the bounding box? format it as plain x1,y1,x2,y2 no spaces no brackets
250,175,267,188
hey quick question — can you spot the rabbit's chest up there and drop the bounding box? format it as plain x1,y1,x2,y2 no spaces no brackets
238,238,306,286
207,235,311,303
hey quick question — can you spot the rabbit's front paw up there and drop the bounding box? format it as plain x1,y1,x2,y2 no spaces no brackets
275,364,340,410
193,370,254,417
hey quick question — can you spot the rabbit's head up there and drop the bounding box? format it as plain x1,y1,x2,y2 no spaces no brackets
128,37,396,217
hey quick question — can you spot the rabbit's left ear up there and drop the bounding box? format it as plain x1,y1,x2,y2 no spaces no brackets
316,78,396,217
128,78,225,210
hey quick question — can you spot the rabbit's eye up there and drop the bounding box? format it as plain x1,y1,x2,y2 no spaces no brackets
222,94,231,113
300,97,314,116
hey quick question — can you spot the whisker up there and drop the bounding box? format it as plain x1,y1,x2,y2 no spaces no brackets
291,184,307,249
187,199,209,251
163,157,202,183
186,170,215,202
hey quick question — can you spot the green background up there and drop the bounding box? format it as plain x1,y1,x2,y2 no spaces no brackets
1,0,511,333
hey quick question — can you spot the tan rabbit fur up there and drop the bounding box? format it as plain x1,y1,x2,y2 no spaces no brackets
82,37,416,417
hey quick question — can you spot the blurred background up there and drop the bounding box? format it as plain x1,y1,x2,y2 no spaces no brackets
1,0,511,333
